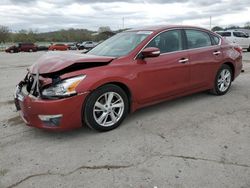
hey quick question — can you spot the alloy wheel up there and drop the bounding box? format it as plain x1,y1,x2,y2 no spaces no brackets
93,92,124,127
217,69,231,92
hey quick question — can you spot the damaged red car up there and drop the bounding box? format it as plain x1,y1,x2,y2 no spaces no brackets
14,25,242,131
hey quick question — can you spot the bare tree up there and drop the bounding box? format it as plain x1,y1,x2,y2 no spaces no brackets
244,22,250,29
212,26,224,32
0,25,10,43
98,26,111,33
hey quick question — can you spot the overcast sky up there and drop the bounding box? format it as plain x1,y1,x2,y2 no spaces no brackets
0,0,250,32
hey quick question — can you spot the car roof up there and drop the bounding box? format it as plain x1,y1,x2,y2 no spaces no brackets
128,25,210,32
226,30,245,32
18,42,34,45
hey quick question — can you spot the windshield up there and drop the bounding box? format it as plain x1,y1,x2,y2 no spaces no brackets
87,31,152,57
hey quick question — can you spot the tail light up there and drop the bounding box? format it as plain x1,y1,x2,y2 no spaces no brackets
234,45,242,54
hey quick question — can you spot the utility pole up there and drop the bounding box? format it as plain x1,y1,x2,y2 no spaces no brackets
209,16,212,30
122,17,125,29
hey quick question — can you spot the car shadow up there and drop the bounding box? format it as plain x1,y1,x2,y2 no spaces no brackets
124,91,213,124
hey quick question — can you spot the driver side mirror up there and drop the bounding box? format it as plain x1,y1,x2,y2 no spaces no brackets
140,47,160,59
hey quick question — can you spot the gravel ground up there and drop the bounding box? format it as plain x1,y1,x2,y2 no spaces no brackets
0,51,250,188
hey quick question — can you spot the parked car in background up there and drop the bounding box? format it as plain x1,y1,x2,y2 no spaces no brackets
216,30,250,51
37,45,49,51
5,43,37,53
5,45,19,53
48,44,68,51
67,43,78,50
78,41,97,50
15,25,242,132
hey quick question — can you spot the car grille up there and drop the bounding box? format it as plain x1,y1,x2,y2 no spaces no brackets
25,73,40,97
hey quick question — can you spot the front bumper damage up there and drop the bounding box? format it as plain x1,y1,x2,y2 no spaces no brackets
14,73,88,131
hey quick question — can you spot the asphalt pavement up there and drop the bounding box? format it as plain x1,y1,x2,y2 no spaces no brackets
0,51,250,188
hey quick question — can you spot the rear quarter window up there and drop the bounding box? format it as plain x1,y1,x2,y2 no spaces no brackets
211,35,220,45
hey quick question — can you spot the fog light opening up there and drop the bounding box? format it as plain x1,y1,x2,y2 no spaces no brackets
38,114,62,127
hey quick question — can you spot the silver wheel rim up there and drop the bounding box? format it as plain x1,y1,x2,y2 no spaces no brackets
93,92,124,127
217,69,231,92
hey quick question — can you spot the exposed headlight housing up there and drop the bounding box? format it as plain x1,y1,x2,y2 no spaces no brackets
42,75,86,98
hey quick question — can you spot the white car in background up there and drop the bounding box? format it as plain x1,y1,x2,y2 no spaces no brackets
216,30,250,52
78,41,98,50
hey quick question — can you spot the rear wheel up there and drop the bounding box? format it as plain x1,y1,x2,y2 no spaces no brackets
84,84,129,132
210,64,232,95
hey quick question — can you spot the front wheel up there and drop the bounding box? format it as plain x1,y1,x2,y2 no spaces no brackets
84,84,129,131
210,64,232,95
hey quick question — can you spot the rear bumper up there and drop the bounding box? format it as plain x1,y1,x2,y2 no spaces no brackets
234,55,243,79
15,87,89,131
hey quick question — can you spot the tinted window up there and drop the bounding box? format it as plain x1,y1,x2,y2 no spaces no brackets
211,35,220,45
217,32,231,37
146,30,183,53
185,30,212,49
233,32,247,38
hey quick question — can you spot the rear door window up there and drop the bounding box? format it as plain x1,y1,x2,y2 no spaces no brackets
185,29,212,49
233,32,247,38
217,32,231,37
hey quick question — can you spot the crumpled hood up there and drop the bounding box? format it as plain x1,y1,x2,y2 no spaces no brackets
29,52,115,74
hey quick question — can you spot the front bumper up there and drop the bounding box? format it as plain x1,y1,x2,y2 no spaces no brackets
14,84,89,131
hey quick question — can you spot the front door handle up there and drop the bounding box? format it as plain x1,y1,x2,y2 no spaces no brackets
179,58,189,64
213,51,221,55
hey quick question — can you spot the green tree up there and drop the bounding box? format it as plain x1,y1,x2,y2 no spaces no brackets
0,25,10,43
12,29,37,42
225,25,240,30
212,26,224,31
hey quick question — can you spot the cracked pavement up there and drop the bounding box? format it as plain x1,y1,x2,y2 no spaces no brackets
0,51,250,188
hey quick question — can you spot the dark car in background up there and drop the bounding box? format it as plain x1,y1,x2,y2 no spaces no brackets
37,45,49,51
5,43,37,53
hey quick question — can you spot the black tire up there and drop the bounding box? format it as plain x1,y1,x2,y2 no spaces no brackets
210,64,232,95
84,84,129,132
247,46,250,52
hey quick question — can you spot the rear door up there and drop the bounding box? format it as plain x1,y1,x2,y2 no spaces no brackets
233,32,249,48
135,29,190,103
184,29,223,89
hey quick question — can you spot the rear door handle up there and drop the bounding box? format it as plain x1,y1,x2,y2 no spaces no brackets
213,51,221,55
178,58,189,64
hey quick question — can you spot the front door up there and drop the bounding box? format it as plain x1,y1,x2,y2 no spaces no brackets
134,29,190,104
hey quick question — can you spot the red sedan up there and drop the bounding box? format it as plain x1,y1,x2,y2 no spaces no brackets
15,25,242,131
48,44,68,51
